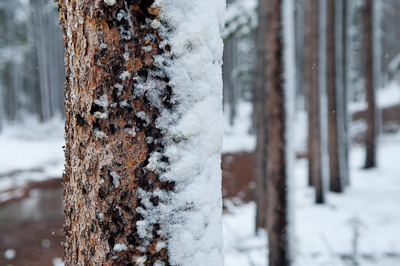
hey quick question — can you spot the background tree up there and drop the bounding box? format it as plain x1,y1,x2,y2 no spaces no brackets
58,0,225,265
363,0,377,168
326,0,348,192
304,0,325,203
254,0,268,231
256,0,294,264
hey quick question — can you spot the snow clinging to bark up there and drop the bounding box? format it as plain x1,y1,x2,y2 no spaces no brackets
103,0,116,6
131,0,226,265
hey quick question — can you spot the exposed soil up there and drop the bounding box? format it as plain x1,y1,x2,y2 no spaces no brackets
0,153,255,266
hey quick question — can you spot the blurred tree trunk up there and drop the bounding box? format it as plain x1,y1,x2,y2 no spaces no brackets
263,0,289,264
363,0,377,168
326,0,347,192
342,0,350,186
304,0,324,203
295,0,305,110
254,0,268,231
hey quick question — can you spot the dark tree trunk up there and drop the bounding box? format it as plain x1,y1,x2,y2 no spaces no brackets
304,0,324,203
342,0,350,186
363,0,377,169
326,0,341,192
327,0,348,193
263,0,289,265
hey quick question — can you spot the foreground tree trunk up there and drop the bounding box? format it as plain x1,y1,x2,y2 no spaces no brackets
362,0,377,168
58,0,225,265
304,0,324,203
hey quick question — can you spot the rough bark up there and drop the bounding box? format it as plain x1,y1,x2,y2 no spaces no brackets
264,0,289,265
58,1,172,264
362,0,377,169
304,0,323,203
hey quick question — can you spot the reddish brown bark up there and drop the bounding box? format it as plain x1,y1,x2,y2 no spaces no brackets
362,0,377,169
57,1,172,264
304,0,324,203
264,0,288,265
254,0,269,231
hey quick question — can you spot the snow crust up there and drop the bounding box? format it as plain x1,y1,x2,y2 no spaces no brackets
104,0,116,6
113,243,128,252
132,1,226,265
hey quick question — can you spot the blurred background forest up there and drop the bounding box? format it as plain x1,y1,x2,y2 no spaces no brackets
1,0,400,265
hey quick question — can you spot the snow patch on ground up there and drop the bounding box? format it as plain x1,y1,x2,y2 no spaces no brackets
349,80,400,114
0,117,64,197
222,101,256,154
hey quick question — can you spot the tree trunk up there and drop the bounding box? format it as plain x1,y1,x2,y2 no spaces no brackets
58,0,225,265
304,0,324,203
363,0,377,169
263,0,289,264
327,0,347,192
342,0,350,186
254,0,269,231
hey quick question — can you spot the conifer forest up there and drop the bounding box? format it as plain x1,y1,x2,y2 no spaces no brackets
1,0,400,265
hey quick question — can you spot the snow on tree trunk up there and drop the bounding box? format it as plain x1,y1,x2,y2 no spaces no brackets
362,0,377,169
58,0,225,265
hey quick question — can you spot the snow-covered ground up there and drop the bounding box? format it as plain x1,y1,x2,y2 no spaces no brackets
222,82,400,265
224,133,400,266
0,117,64,203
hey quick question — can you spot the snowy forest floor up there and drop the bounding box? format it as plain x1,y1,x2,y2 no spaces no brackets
1,84,400,265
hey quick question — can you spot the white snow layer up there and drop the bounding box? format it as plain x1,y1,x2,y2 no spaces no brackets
134,1,226,265
104,0,116,6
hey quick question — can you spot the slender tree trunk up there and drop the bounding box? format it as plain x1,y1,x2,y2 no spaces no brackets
363,0,377,168
264,0,289,264
58,0,224,265
327,0,347,192
254,0,269,231
295,0,305,111
304,0,324,203
342,0,350,186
